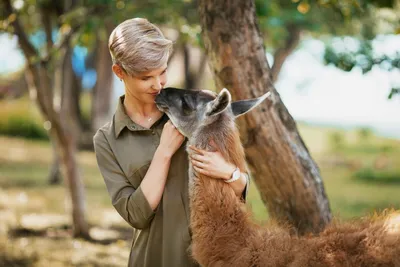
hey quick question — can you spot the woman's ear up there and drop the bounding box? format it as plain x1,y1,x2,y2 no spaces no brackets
112,64,125,80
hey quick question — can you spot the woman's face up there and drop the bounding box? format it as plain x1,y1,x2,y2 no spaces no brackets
123,64,168,105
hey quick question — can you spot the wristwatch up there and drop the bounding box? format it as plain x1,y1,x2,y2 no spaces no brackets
225,167,241,183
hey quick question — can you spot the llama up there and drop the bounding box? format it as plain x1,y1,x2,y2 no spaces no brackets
155,87,400,267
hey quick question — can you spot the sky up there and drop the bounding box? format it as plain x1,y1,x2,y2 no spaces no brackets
1,33,399,139
273,36,400,138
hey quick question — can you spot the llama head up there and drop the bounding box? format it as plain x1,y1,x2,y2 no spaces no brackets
155,87,271,138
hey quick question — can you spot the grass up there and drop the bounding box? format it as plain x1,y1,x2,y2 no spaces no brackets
1,122,400,265
297,124,400,219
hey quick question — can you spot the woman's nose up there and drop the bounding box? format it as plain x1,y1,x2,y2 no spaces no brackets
153,77,163,90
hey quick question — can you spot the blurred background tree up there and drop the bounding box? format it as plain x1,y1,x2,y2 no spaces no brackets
320,0,400,99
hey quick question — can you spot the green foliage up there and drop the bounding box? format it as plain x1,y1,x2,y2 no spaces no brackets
3,0,397,59
0,98,48,140
353,167,400,184
0,115,48,140
253,0,393,50
369,0,396,8
323,37,400,98
324,38,398,73
320,2,399,99
388,88,400,99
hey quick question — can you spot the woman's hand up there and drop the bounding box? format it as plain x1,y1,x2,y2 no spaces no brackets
188,144,236,180
158,120,185,159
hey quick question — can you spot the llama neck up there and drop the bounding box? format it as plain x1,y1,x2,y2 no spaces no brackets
188,116,254,265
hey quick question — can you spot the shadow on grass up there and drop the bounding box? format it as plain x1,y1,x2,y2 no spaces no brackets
0,253,38,267
0,179,49,189
0,242,38,267
8,224,133,245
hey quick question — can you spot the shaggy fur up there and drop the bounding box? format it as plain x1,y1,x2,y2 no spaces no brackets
187,112,400,267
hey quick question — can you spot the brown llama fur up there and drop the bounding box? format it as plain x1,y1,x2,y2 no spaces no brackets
187,112,400,267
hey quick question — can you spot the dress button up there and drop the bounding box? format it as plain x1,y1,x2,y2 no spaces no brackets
151,131,155,135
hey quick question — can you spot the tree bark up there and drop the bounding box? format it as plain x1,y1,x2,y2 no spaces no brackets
198,0,331,234
183,43,195,88
48,134,62,185
59,130,88,237
182,41,208,89
91,26,114,132
61,46,82,138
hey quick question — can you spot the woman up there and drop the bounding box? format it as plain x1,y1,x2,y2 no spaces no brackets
93,18,249,267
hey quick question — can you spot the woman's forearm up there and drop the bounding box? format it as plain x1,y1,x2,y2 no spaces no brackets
140,148,172,210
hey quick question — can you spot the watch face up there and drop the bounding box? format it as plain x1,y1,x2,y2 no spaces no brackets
233,168,241,179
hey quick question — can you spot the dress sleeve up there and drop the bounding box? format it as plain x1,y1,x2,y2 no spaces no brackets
93,130,155,229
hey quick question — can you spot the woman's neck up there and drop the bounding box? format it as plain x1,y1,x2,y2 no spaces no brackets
123,93,163,127
124,93,160,115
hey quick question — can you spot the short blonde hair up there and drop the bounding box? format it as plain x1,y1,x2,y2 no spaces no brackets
108,18,173,76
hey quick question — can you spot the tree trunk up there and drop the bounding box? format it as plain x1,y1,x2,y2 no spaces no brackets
183,43,195,88
58,46,90,238
60,131,89,237
183,41,208,89
48,134,62,185
198,0,331,234
61,47,82,137
91,27,114,132
4,0,91,238
25,63,90,238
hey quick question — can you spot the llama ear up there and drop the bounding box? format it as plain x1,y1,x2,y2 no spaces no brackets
231,91,271,118
206,88,231,116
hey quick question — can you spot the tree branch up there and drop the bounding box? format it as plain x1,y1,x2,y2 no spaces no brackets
4,0,102,65
270,24,301,84
42,6,101,63
3,0,37,59
42,23,79,63
40,5,54,55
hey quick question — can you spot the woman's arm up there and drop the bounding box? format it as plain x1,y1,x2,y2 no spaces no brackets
188,145,249,198
140,147,173,210
141,120,185,210
94,130,156,229
94,120,184,229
